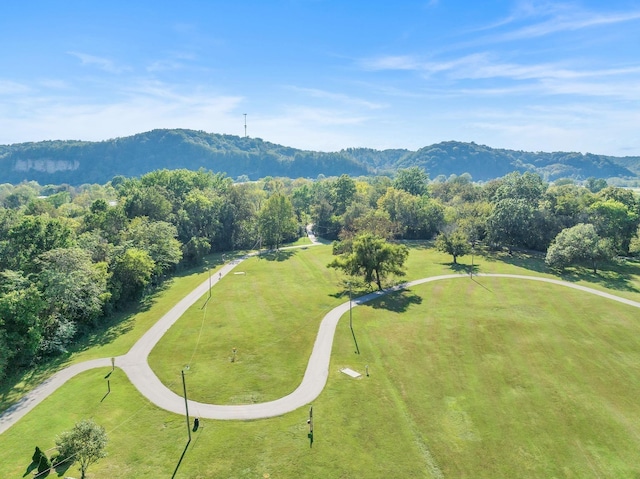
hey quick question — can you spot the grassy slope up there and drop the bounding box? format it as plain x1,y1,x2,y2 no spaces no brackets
1,244,639,478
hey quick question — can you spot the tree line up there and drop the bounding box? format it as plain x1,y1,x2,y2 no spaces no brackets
1,167,639,381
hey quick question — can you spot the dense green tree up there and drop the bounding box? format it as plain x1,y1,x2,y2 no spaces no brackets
448,200,492,244
393,166,429,196
0,272,44,376
2,183,39,208
83,201,128,244
37,248,110,329
182,236,212,264
1,215,75,273
123,184,173,221
56,419,108,479
589,199,639,254
429,173,478,203
328,233,409,290
597,186,640,215
332,174,357,216
545,223,614,273
435,229,471,264
124,218,182,277
111,248,155,303
351,209,397,240
493,171,546,204
220,182,262,250
309,180,338,239
177,189,223,245
543,184,593,228
377,187,443,239
586,177,608,193
258,192,298,249
486,198,535,252
291,182,313,221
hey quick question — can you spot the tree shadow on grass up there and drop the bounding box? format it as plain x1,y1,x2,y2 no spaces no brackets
53,456,72,477
365,289,423,312
258,249,297,262
438,261,478,275
484,249,640,294
22,460,37,477
399,239,434,250
483,249,549,274
555,261,640,294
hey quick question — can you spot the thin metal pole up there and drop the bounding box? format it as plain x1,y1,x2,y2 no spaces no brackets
182,370,191,442
349,284,352,331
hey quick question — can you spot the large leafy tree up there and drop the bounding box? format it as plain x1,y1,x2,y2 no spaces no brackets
393,166,429,197
0,272,44,377
328,233,409,290
545,223,614,273
588,199,639,254
332,174,357,216
56,419,108,479
124,218,182,278
486,198,535,252
493,171,546,204
258,192,298,249
1,215,74,273
110,248,155,303
377,187,443,239
37,248,110,329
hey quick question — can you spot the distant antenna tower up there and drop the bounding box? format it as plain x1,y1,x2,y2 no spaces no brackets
243,113,247,138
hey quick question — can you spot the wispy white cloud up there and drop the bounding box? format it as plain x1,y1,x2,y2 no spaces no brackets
0,79,30,95
67,52,129,74
478,1,640,40
506,10,640,40
359,50,640,101
360,55,422,71
0,82,245,144
288,86,385,109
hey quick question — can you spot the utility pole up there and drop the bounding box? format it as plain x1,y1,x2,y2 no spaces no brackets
243,113,247,138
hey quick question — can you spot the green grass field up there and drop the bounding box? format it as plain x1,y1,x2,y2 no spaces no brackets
1,244,639,478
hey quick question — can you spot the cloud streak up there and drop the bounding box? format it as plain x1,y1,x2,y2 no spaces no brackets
477,2,640,41
67,52,129,74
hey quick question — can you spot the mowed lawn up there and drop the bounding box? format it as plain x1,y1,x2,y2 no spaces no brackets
148,245,346,403
1,245,640,477
341,277,640,478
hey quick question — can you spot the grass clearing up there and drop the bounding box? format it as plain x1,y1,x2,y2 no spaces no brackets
1,244,640,477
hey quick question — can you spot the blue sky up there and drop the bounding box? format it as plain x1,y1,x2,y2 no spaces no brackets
1,0,639,156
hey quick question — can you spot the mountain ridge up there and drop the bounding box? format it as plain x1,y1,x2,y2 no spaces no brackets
1,128,638,185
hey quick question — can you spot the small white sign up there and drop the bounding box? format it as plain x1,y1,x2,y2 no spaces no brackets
340,368,361,378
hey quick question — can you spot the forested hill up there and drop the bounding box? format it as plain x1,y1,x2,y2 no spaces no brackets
0,128,638,185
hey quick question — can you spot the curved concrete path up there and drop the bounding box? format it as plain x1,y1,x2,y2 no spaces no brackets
2,256,640,432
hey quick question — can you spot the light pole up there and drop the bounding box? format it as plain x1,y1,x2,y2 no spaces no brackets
470,240,476,278
348,283,352,331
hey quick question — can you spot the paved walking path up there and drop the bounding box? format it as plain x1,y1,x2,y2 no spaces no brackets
2,249,640,432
